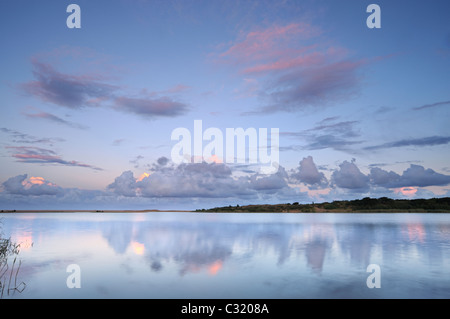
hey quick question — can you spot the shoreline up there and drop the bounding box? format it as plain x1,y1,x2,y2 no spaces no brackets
1,209,450,214
0,209,193,213
2,198,450,214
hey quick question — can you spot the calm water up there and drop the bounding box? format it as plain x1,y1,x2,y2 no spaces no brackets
1,212,449,299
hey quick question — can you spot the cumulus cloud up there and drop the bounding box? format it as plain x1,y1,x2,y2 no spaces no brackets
249,166,289,193
106,160,298,200
107,171,138,197
369,165,450,188
368,167,401,187
3,158,450,210
331,160,369,190
138,162,255,199
2,174,62,196
330,162,450,192
0,175,114,210
290,156,328,186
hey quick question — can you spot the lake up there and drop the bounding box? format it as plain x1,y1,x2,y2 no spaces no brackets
1,212,449,299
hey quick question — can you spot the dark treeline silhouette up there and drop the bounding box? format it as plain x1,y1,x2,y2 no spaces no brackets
197,197,450,213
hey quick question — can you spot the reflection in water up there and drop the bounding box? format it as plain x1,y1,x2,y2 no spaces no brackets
305,239,328,272
303,224,334,273
405,223,426,242
101,221,133,254
131,241,145,256
0,212,449,298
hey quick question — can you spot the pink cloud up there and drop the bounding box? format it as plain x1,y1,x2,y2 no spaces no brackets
394,187,418,197
215,22,366,112
5,146,103,171
221,23,319,62
243,51,324,74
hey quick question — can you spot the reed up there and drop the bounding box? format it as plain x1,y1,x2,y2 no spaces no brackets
0,222,26,298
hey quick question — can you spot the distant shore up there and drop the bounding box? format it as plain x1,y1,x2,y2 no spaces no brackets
1,209,450,214
196,197,450,213
0,209,192,213
2,196,450,214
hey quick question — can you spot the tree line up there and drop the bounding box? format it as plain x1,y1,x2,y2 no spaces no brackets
196,197,450,213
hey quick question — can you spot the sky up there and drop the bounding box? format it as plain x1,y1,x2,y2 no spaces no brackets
0,0,449,210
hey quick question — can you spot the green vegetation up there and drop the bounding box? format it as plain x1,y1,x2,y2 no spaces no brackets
196,197,450,213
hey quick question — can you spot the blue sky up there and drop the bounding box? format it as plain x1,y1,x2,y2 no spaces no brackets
1,0,449,210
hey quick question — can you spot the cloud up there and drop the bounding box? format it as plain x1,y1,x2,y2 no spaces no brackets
262,59,363,113
413,100,450,111
330,162,450,191
306,118,360,138
0,174,112,210
137,162,255,199
331,161,450,191
23,110,88,129
219,23,320,65
331,160,369,190
364,136,450,151
290,156,328,186
157,156,169,166
282,117,363,152
2,174,62,196
369,165,450,188
19,56,190,120
129,155,144,168
113,96,188,118
216,23,367,113
304,135,362,151
283,118,360,138
249,166,290,193
107,171,138,197
2,160,450,210
20,58,118,109
0,127,64,145
368,167,401,187
107,159,298,200
5,146,103,171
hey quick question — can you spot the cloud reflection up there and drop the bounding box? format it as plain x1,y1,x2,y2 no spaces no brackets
91,213,443,276
1,212,450,299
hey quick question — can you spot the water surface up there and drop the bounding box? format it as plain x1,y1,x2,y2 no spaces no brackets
1,212,449,298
